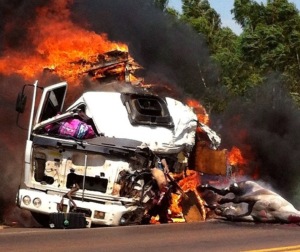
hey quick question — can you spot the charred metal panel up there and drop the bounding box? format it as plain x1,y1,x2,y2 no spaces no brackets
193,144,228,176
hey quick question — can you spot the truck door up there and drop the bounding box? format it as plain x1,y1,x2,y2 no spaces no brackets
34,82,67,125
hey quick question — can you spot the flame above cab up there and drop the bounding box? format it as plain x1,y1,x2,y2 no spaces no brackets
0,0,128,84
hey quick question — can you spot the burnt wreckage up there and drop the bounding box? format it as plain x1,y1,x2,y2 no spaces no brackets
15,50,227,228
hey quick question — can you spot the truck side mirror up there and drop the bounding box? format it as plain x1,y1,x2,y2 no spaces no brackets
15,91,27,113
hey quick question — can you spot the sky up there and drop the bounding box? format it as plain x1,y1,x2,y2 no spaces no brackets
168,0,300,34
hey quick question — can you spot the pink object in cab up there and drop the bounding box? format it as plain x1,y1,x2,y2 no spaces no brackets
58,118,95,139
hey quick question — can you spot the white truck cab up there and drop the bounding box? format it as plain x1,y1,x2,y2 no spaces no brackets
16,80,200,227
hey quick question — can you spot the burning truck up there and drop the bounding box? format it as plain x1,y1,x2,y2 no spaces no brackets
14,49,229,228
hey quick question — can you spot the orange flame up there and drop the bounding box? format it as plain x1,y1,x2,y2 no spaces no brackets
228,146,247,166
0,0,127,84
227,146,252,177
178,170,200,191
228,145,259,179
169,193,182,216
186,99,209,125
169,170,206,221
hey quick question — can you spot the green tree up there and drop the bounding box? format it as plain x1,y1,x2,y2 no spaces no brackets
213,28,263,96
181,0,221,50
164,0,300,109
234,0,300,99
179,1,263,108
232,0,265,32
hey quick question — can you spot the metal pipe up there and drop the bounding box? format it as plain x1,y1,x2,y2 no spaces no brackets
82,152,87,201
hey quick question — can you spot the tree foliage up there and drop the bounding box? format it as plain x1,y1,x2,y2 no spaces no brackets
235,0,300,97
181,0,221,48
163,0,300,110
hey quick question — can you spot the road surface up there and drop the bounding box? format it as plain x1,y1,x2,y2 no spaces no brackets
1,220,300,252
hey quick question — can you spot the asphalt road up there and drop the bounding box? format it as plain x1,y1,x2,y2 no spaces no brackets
1,220,300,252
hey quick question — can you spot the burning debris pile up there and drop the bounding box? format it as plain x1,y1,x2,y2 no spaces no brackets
44,50,143,86
0,0,130,85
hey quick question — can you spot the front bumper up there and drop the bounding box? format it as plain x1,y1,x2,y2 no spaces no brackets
17,188,137,226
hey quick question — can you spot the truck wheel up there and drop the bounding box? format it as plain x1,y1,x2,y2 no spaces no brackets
31,212,50,227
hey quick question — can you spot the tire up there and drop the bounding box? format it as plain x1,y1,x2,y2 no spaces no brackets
31,212,50,227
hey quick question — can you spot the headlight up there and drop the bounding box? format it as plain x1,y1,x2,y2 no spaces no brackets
120,217,126,225
22,195,31,205
33,198,42,208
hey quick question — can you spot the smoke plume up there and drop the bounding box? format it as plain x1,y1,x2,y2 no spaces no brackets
70,0,219,98
218,73,300,207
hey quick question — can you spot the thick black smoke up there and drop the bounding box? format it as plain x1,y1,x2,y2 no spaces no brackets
0,1,48,52
0,75,28,222
70,0,219,99
217,73,300,208
0,1,52,224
